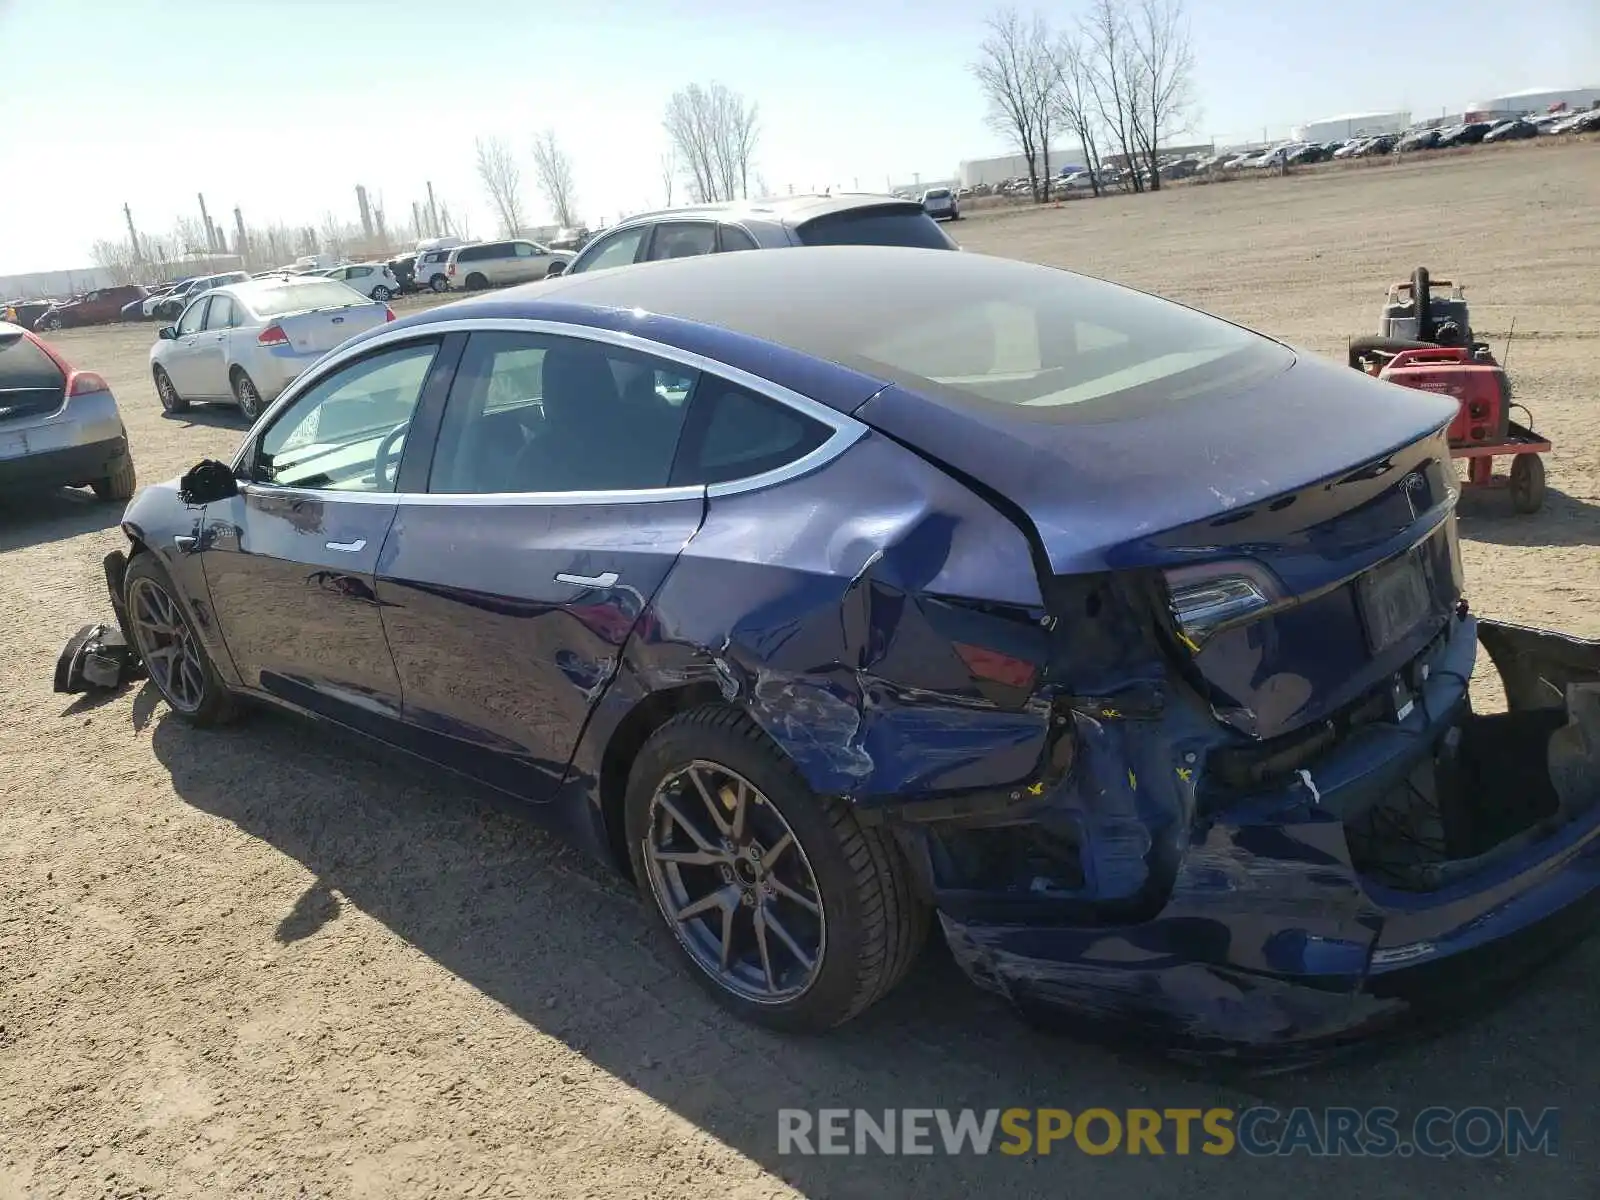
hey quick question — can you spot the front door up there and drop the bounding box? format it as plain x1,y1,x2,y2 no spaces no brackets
192,293,238,398
198,335,445,740
377,328,705,799
165,296,214,395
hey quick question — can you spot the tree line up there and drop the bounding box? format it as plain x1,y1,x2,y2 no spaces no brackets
972,0,1196,200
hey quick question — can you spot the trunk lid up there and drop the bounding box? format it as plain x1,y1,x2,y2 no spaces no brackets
275,302,388,354
857,352,1463,739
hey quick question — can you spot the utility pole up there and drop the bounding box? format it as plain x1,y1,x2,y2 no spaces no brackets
123,203,142,263
198,192,217,253
355,184,374,238
426,182,440,237
411,201,423,241
234,206,248,262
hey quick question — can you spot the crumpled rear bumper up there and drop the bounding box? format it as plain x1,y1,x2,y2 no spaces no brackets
934,618,1600,1064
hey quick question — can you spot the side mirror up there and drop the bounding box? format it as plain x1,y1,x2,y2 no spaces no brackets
178,459,240,506
157,326,176,340
546,261,567,278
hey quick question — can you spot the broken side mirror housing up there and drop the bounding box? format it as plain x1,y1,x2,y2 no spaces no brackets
157,326,177,340
178,459,240,505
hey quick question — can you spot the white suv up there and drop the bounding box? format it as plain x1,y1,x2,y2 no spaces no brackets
322,262,401,301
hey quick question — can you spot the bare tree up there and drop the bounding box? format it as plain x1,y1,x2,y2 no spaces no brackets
475,136,526,235
89,240,140,284
972,9,1063,202
663,82,760,203
531,129,579,227
972,9,1042,200
1084,0,1145,191
1050,29,1105,195
659,148,676,207
1126,0,1195,191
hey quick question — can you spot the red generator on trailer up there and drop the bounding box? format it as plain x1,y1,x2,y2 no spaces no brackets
1349,266,1548,513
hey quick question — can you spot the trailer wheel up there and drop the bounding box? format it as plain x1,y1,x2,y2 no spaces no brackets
1510,454,1546,514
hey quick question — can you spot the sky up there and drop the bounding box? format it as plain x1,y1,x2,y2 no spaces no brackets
0,0,1594,274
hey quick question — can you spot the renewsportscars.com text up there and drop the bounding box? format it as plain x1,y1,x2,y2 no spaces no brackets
777,1106,1559,1158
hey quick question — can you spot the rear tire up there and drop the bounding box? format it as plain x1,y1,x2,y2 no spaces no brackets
625,705,930,1032
91,456,137,502
123,553,240,727
153,366,187,413
231,369,264,422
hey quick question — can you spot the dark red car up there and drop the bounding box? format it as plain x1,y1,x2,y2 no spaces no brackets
33,285,148,331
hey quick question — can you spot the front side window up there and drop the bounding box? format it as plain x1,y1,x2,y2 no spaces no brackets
176,299,209,336
513,241,545,258
570,226,646,274
428,332,695,494
647,222,716,261
254,341,438,492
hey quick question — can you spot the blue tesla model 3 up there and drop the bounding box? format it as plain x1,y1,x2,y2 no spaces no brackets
104,246,1600,1060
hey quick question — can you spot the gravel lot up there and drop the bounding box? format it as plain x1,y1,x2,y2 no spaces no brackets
3,144,1598,1199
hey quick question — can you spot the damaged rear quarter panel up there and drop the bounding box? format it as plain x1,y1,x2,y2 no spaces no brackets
568,430,1052,802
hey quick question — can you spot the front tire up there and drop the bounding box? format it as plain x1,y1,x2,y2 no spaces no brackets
153,366,187,413
91,455,137,502
1510,453,1546,514
429,275,448,293
123,554,239,726
465,272,489,291
371,285,392,301
625,705,929,1032
39,314,61,331
232,369,264,422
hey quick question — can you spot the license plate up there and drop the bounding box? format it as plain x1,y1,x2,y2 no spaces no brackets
1358,549,1432,653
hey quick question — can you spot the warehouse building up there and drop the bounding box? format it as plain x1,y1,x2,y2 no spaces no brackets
1465,86,1600,119
1291,111,1411,143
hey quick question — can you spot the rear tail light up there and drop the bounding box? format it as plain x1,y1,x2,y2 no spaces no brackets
66,370,109,397
1164,562,1283,648
384,306,396,322
258,323,289,347
447,262,457,276
952,642,1038,692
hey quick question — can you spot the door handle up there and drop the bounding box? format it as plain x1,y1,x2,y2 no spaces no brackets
325,539,367,553
555,571,619,588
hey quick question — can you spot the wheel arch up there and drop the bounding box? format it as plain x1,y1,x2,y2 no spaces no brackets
596,681,727,879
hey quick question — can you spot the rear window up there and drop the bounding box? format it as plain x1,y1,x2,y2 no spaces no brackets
796,205,955,250
823,266,1291,414
240,281,370,318
0,330,64,389
924,189,952,200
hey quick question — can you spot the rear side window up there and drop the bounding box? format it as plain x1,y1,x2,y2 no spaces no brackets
0,331,64,390
796,206,955,250
718,224,759,252
673,382,831,486
647,222,716,261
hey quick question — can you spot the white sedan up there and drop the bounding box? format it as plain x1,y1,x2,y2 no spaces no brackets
321,262,402,301
149,276,393,421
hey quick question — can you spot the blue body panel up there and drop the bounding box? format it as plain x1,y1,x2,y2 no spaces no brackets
112,276,1600,1060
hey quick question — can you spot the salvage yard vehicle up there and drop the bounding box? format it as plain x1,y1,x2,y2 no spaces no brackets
444,239,571,291
554,193,958,278
150,272,250,322
149,275,394,421
92,247,1600,1061
34,284,149,331
0,321,136,499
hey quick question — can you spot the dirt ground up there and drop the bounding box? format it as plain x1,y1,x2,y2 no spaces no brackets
3,144,1599,1199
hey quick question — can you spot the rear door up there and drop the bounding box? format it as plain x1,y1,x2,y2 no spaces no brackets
377,327,704,799
199,334,451,738
644,221,717,262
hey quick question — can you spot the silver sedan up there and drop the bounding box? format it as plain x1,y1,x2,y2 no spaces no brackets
148,276,393,421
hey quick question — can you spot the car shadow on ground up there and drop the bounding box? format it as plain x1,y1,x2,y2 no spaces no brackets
0,487,120,551
148,708,1597,1196
159,404,248,431
1457,487,1600,548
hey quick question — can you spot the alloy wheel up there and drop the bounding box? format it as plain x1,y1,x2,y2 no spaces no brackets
235,374,262,420
128,577,206,713
643,760,827,1004
155,371,178,411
